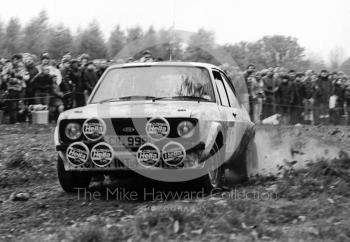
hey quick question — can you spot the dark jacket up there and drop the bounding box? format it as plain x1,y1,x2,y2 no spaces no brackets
96,67,107,79
301,78,315,100
69,68,84,92
262,75,277,94
291,81,304,105
345,80,350,99
333,78,345,100
32,73,54,93
59,67,72,93
276,81,293,105
83,69,98,92
26,64,39,81
3,70,24,92
315,76,332,103
25,64,39,95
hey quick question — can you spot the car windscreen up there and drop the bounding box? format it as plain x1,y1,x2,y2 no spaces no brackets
89,66,215,103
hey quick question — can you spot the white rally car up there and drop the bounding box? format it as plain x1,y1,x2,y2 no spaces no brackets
55,62,257,192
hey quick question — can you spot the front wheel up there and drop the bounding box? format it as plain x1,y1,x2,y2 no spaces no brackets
200,142,225,191
57,155,92,193
228,132,258,184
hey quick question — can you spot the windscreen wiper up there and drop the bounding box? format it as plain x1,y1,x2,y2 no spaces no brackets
99,96,156,104
99,97,123,104
152,96,210,102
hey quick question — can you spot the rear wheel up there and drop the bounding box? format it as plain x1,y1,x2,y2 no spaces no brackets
57,155,92,193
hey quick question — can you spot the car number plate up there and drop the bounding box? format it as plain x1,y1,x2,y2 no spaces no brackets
117,135,147,148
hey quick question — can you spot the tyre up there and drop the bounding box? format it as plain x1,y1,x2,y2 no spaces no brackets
228,131,258,184
231,147,249,183
57,155,92,193
200,141,226,192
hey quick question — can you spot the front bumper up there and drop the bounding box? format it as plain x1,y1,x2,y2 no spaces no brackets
57,141,206,172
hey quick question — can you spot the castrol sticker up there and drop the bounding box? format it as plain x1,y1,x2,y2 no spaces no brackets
162,142,186,166
90,142,114,167
82,118,106,141
136,143,160,168
66,142,89,166
145,117,170,140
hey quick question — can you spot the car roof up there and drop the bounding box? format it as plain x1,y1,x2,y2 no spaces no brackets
107,61,221,70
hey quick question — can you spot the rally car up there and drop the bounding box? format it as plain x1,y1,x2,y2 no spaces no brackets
54,62,257,192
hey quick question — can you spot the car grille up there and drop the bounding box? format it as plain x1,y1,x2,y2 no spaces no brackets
110,118,198,138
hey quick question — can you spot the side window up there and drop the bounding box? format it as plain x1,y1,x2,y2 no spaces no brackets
213,71,229,107
221,73,241,108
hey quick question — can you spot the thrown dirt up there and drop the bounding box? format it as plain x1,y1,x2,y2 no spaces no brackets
253,125,350,174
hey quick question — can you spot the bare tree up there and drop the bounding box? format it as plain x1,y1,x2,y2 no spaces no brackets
329,47,346,70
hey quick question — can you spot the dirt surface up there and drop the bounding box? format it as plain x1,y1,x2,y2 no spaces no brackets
0,124,350,241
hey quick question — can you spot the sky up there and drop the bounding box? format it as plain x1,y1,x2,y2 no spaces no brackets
0,0,349,62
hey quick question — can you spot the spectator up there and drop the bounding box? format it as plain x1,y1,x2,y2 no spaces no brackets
244,64,256,118
69,59,85,107
288,70,296,82
139,50,154,62
59,59,74,110
344,79,350,124
96,60,108,79
83,61,98,103
290,73,304,124
250,72,265,124
330,71,338,84
1,59,26,123
262,68,278,118
49,80,64,123
32,65,54,106
243,64,256,82
16,61,29,100
276,75,293,124
301,74,317,124
11,54,23,68
49,60,63,86
39,53,63,86
24,55,39,105
79,54,89,69
37,52,50,72
314,70,332,124
333,72,346,118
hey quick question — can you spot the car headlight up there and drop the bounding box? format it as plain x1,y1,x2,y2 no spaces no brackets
177,121,195,138
65,122,82,140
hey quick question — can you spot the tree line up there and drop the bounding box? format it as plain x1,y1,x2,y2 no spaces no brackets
1,10,350,74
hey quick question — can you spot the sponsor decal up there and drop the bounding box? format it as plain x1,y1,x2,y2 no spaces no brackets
136,143,160,168
82,118,106,141
162,142,186,166
90,142,114,167
122,127,135,133
66,142,89,166
145,117,170,140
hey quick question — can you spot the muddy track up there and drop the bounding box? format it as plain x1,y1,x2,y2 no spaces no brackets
0,124,350,241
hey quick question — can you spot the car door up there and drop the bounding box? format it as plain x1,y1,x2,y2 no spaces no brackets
213,69,248,160
212,70,240,159
220,71,250,154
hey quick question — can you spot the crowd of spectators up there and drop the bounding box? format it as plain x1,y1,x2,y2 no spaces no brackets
242,65,350,125
0,52,111,123
1,50,350,126
0,50,158,124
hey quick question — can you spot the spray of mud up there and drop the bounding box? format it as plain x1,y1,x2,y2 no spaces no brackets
251,126,342,175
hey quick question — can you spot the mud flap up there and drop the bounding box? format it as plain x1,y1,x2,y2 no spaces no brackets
246,137,259,177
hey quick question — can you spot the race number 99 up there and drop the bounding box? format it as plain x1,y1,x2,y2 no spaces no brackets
128,136,145,147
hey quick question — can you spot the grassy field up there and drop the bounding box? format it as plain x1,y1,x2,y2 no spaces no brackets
0,124,349,241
